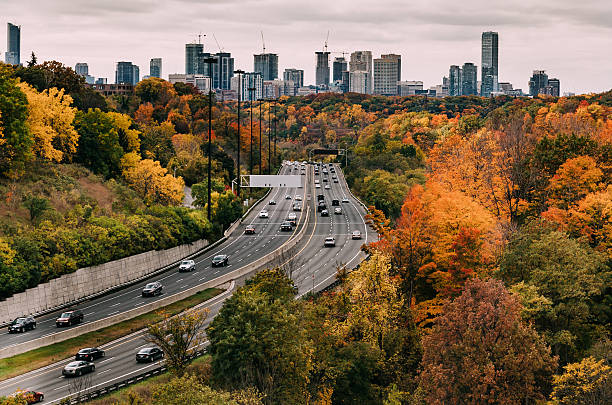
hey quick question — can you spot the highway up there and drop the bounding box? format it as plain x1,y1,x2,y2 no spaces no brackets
0,163,373,403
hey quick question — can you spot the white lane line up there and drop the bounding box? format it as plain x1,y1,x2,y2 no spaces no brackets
108,311,119,316
99,357,114,364
54,384,70,390
84,312,95,316
98,369,112,375
110,302,121,307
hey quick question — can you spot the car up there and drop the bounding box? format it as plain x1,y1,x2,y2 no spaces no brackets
280,221,293,231
62,361,95,377
295,195,302,201
301,171,306,175
324,237,336,247
56,310,83,327
315,184,321,188
317,194,325,201
269,200,276,205
212,254,229,267
342,198,350,203
324,185,331,189
317,202,327,212
321,209,329,217
332,174,337,179
76,347,105,361
352,230,362,240
142,282,163,297
259,210,269,218
10,391,44,404
244,225,256,234
285,194,292,199
8,316,36,333
136,347,164,363
178,259,195,272
314,179,320,184
334,179,339,183
334,207,342,215
293,203,302,211
332,199,340,206
323,177,328,182
287,213,297,225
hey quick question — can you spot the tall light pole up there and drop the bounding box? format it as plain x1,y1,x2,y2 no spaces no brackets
203,57,217,221
267,99,271,174
248,87,255,174
273,98,277,166
257,98,263,174
233,69,245,198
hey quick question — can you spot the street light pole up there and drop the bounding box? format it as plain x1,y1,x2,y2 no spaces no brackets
248,87,255,174
203,57,217,221
267,99,271,174
273,98,277,166
258,99,263,175
233,69,245,198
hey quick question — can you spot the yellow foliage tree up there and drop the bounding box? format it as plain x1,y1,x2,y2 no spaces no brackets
546,155,603,209
551,356,612,405
17,82,78,162
122,156,184,206
107,111,141,152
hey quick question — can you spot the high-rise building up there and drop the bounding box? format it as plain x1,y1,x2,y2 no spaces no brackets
546,78,560,97
185,43,204,75
283,69,304,88
115,61,139,85
528,70,549,96
373,54,401,96
349,71,370,94
5,23,20,65
254,53,278,81
332,57,347,82
214,52,234,90
169,74,210,93
481,31,499,97
349,51,373,94
398,81,423,96
341,70,350,93
230,72,263,101
449,65,462,96
75,63,89,76
315,51,330,88
461,63,478,95
150,58,162,78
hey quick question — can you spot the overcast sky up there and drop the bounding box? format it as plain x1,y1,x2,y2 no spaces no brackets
2,0,611,94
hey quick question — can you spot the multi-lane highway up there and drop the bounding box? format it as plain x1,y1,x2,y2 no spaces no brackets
0,162,372,403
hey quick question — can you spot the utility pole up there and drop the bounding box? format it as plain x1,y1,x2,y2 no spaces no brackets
273,98,277,166
233,70,245,198
203,57,217,221
258,99,263,174
248,87,255,174
267,99,271,174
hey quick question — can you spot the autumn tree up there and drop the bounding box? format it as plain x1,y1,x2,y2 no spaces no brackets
145,308,209,377
17,82,79,162
151,375,264,405
547,155,603,209
135,77,177,105
140,121,176,167
551,356,612,405
419,278,557,404
121,154,185,206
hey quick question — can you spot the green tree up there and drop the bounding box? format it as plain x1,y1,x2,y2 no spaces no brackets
22,194,50,222
213,190,242,231
140,122,176,167
191,178,225,207
0,64,32,176
419,278,557,404
74,108,125,178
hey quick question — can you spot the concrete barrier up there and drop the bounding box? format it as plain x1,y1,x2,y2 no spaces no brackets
0,201,312,359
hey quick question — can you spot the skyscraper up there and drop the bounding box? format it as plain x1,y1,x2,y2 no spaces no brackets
185,43,204,75
373,54,401,96
115,61,139,85
349,51,373,94
254,53,278,81
283,69,304,88
150,58,162,78
315,52,330,88
461,63,478,95
349,71,369,94
449,65,462,96
546,78,560,97
332,57,347,82
75,63,89,76
5,23,20,65
481,31,499,97
528,70,549,96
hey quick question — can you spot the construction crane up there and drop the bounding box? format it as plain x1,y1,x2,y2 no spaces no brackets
213,33,224,52
261,31,266,54
197,31,205,44
323,30,329,53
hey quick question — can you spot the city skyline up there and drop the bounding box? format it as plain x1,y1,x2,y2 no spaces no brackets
2,0,611,94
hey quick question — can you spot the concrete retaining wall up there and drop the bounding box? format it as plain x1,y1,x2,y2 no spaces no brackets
0,239,209,325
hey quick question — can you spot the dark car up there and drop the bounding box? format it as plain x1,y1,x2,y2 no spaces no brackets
142,282,163,297
8,316,36,333
332,199,340,206
75,347,105,361
321,209,329,217
62,360,95,377
212,254,229,267
317,194,325,201
280,221,293,231
317,202,327,212
136,347,164,363
244,225,256,234
56,310,83,327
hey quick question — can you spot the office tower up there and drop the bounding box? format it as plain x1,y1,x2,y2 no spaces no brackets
481,31,499,97
75,63,89,76
254,53,278,81
398,81,424,96
230,72,263,101
214,53,234,90
349,51,373,94
373,54,401,96
349,71,369,94
332,57,347,82
449,65,462,96
546,78,560,97
315,51,330,88
461,63,477,95
185,43,204,74
341,70,350,93
528,70,549,96
115,61,139,85
283,69,304,88
150,58,162,78
5,23,20,65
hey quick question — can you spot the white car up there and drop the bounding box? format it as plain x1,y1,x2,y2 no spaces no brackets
315,184,321,188
259,210,269,218
334,207,342,215
285,195,292,199
324,237,336,247
178,260,195,272
324,185,331,189
294,195,302,201
342,198,349,203
352,230,362,240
